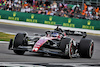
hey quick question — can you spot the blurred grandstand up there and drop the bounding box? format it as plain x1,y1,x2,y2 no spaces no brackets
0,0,100,20
36,0,100,7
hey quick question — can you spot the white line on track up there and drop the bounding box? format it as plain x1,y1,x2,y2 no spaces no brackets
0,63,45,67
0,41,9,44
0,62,100,67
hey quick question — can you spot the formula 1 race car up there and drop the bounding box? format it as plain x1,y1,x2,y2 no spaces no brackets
8,25,94,59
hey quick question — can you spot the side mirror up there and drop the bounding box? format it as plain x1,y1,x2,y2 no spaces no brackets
45,31,50,34
40,34,45,37
59,32,62,34
82,32,87,38
34,33,39,36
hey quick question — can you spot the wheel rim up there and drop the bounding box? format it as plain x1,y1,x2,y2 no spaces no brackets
69,43,74,58
91,44,93,55
70,44,73,55
89,42,94,57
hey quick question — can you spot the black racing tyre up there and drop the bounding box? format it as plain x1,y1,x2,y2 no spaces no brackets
13,33,26,48
14,50,25,55
13,33,26,55
8,39,13,49
79,38,94,58
60,37,74,59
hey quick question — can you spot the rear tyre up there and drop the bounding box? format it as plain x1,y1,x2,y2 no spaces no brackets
13,33,26,55
60,37,74,59
79,38,94,58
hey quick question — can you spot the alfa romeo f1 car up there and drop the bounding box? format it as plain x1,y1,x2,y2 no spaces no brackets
8,25,94,59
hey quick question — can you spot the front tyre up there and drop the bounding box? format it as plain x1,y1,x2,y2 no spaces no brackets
13,33,26,55
79,38,94,58
14,50,25,55
8,39,13,49
60,38,74,59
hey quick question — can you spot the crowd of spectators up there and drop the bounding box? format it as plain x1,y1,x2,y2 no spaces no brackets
0,0,100,20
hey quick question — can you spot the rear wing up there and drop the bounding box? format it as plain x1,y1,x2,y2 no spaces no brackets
64,30,87,38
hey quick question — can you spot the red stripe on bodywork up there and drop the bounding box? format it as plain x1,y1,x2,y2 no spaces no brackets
32,37,55,52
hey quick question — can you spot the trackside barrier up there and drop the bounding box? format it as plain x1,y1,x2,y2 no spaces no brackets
0,10,100,30
0,19,100,34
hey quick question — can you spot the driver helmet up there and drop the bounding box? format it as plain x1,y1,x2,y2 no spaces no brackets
51,32,59,37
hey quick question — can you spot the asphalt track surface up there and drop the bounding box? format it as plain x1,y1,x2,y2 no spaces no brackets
0,23,100,64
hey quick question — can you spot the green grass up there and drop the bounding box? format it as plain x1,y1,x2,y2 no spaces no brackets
0,32,15,41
